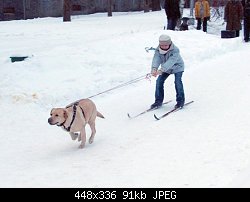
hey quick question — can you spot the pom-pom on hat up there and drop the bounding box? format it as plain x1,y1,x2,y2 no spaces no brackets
159,34,172,46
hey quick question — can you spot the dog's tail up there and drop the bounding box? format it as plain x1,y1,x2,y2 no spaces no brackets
97,111,105,119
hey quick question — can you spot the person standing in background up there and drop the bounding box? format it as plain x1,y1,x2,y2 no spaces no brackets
194,0,211,32
224,0,243,37
164,0,181,30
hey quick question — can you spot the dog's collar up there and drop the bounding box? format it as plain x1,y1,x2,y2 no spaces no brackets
58,121,65,127
60,103,78,132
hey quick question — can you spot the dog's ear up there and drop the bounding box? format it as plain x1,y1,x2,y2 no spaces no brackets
63,110,68,120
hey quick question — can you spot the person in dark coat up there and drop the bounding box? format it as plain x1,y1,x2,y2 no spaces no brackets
224,0,244,37
242,0,250,42
164,0,181,30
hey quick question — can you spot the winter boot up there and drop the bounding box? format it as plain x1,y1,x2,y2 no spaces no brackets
150,102,162,109
175,102,184,109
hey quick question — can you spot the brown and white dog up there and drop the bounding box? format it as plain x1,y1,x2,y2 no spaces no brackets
48,99,104,149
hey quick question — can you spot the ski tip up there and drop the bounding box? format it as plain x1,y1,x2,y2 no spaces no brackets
127,113,131,118
154,114,160,120
184,100,194,106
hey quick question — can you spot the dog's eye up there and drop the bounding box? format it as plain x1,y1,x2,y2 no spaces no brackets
55,114,58,117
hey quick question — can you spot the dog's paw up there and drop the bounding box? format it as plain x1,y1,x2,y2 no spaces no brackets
78,144,85,149
89,138,94,144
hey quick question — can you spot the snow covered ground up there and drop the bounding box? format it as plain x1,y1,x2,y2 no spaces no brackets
1,10,250,188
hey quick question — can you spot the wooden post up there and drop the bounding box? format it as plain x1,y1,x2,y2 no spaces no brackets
107,0,112,17
63,0,71,22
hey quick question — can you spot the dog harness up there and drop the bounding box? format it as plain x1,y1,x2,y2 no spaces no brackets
59,102,85,132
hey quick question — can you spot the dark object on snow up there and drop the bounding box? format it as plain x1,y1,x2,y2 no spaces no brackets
180,17,189,31
221,30,236,38
10,56,28,63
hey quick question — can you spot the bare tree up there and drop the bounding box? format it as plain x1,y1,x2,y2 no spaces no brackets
107,0,112,17
152,0,161,11
63,0,71,22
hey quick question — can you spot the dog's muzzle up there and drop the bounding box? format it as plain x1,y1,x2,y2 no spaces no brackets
48,118,54,125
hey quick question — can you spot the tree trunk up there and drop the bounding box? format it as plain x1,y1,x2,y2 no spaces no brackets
152,0,161,11
107,0,112,17
144,0,150,13
63,0,71,22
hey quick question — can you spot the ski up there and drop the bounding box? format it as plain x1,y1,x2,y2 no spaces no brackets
154,101,194,120
127,100,172,119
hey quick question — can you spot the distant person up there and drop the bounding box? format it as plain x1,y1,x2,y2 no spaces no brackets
242,0,250,42
194,0,211,32
164,0,181,30
224,0,243,37
150,34,185,109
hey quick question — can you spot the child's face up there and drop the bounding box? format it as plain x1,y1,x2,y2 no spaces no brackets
160,44,170,50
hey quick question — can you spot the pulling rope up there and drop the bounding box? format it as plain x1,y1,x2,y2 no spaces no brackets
88,73,151,99
67,73,151,107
